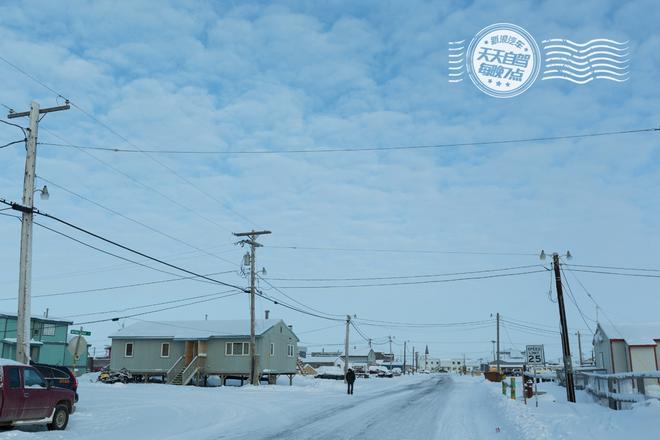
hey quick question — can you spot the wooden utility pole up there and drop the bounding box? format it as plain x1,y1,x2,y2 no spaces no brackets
344,315,351,382
9,101,69,364
233,230,271,385
403,341,407,374
552,253,576,402
496,312,501,374
576,331,584,367
412,346,415,374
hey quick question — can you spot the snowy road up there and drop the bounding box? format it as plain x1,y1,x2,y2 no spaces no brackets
230,375,452,440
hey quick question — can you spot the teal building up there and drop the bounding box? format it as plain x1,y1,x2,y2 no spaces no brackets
0,312,88,372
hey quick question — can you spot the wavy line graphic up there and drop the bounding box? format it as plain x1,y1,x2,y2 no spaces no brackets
542,38,628,47
542,38,630,84
448,42,465,83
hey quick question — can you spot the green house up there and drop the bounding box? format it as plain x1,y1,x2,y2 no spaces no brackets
0,311,88,372
109,319,299,385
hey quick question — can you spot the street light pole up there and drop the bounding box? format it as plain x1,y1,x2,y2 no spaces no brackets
9,101,69,364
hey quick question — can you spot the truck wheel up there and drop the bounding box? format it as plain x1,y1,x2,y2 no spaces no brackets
47,404,69,431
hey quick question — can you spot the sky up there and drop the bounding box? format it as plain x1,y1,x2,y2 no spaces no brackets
0,0,659,363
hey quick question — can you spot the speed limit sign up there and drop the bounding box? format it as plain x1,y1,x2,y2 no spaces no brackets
525,345,545,366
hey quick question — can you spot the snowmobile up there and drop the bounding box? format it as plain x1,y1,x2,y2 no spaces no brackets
98,367,133,384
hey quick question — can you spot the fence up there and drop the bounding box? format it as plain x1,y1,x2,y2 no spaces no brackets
583,371,660,410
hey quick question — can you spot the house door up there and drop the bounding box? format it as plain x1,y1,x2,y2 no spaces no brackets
184,341,198,366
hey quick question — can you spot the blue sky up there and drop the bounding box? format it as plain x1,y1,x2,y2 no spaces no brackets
0,0,659,362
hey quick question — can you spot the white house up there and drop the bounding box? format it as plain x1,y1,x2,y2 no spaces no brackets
593,322,660,374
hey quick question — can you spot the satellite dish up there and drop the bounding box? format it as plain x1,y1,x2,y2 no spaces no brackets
68,336,87,361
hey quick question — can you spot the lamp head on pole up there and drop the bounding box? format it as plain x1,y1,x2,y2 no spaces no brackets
539,250,546,261
35,185,49,200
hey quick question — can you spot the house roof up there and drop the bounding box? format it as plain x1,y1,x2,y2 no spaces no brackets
597,322,660,345
303,355,341,365
0,311,72,325
344,348,374,357
110,319,296,340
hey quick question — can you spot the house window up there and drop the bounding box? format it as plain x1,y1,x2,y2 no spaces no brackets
43,324,56,336
226,342,250,356
125,342,134,357
161,343,170,358
287,344,294,357
270,343,275,356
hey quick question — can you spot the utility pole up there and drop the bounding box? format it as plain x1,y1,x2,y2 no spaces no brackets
403,341,407,374
344,315,351,382
388,335,392,357
496,312,501,374
233,229,271,385
368,338,372,349
412,346,415,374
491,340,496,364
576,331,584,367
9,100,69,364
552,252,576,403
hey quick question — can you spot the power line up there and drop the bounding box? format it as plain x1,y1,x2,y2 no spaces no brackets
256,274,344,318
32,220,202,280
38,127,660,155
268,245,538,256
0,270,237,302
269,269,548,289
261,264,544,282
564,268,660,278
39,127,238,234
0,197,246,292
565,263,660,273
560,265,594,333
72,291,242,325
37,176,239,268
62,289,238,319
0,139,25,149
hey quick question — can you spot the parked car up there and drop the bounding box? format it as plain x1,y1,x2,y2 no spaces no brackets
391,367,402,376
31,362,78,402
376,367,393,378
0,358,76,430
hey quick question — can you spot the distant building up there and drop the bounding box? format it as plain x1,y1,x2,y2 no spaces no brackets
593,322,660,374
0,311,88,372
110,319,298,385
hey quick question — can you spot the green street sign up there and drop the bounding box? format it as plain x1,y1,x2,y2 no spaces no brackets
70,329,91,336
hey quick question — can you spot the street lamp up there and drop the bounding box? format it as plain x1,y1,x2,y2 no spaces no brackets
34,185,49,200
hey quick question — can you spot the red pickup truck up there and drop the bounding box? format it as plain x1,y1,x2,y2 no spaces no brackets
0,358,76,430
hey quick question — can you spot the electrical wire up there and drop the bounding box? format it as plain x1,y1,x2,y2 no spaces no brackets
62,289,238,319
564,268,660,278
37,176,239,268
38,127,660,155
30,219,221,285
560,265,595,333
0,118,27,137
0,139,25,149
0,270,237,302
270,269,548,289
72,291,242,325
565,263,660,273
0,197,247,293
39,127,238,235
268,245,538,256
261,264,544,282
256,274,344,318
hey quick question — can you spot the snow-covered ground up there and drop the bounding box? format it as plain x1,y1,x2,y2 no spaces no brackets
4,373,660,439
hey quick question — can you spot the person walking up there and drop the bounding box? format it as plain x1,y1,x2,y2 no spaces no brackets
346,368,356,395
